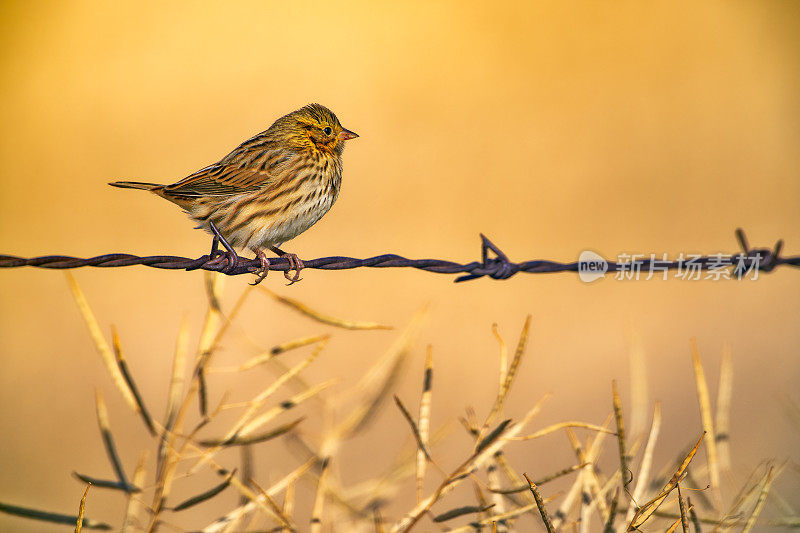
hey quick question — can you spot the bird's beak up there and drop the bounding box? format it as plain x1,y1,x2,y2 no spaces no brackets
338,128,359,141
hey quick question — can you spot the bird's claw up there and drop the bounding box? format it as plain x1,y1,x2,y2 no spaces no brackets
282,254,304,285
207,250,239,273
250,250,271,285
206,224,239,273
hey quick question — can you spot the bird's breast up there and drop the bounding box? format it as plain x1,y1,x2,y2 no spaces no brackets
208,155,342,251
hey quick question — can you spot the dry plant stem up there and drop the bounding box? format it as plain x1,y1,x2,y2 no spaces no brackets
282,481,296,533
478,316,531,443
93,390,132,490
197,273,225,357
194,279,251,386
677,483,689,533
553,416,611,530
565,426,610,522
71,472,135,492
146,278,231,530
432,504,495,522
201,459,314,532
156,315,191,489
647,445,712,512
579,469,591,533
310,457,331,532
741,465,776,533
627,432,705,531
486,326,511,531
624,401,662,526
486,462,507,531
122,452,148,533
33,274,789,533
330,306,427,444
258,286,392,330
373,509,387,533
209,379,334,463
239,344,329,416
164,316,190,434
687,497,702,532
715,344,733,472
571,414,620,522
225,474,290,528
489,462,586,495
177,438,291,528
65,273,138,412
330,425,454,514
491,324,508,390
220,339,328,443
203,271,224,310
196,283,253,416
585,469,621,521
472,478,489,515
490,453,531,521
714,460,771,531
0,502,111,530
219,516,245,533
602,488,620,533
690,339,721,508
392,411,527,532
249,478,296,531
576,503,722,525
234,334,329,371
666,505,695,533
512,421,615,441
471,481,490,521
237,370,330,440
416,346,434,504
446,502,547,532
111,326,157,436
282,330,438,518
148,319,192,531
75,483,91,533
170,470,236,512
463,406,480,436
492,451,529,503
320,478,373,524
296,311,427,524
395,395,434,462
523,473,555,533
199,417,304,446
611,380,630,493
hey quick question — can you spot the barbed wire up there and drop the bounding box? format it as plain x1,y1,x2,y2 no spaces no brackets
0,229,797,282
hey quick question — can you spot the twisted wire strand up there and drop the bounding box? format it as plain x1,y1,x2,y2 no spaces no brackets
0,229,797,282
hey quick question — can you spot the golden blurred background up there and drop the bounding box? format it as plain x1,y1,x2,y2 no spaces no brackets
1,1,799,530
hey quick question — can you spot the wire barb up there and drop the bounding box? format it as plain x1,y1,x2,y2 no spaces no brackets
0,229,797,282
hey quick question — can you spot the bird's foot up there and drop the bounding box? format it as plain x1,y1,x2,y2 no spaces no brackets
207,250,239,273
269,246,304,285
206,222,239,273
249,250,271,285
282,253,304,285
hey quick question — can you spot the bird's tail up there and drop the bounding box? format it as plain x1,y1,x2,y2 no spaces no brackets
108,180,164,191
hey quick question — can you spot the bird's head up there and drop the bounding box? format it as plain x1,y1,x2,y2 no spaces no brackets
272,103,358,156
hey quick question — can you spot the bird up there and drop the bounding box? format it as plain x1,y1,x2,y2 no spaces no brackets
110,103,358,284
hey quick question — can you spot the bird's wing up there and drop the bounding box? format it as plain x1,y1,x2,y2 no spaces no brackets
162,146,294,197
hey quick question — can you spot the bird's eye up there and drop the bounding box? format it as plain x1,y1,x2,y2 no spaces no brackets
323,127,332,135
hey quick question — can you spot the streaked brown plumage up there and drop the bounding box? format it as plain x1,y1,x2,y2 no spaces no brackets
110,104,358,283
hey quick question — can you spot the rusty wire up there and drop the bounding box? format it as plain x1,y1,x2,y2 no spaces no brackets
0,229,797,282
